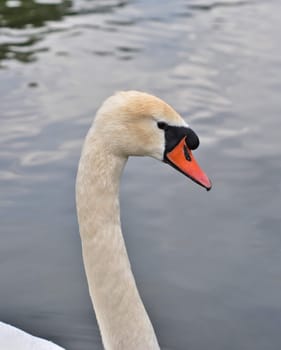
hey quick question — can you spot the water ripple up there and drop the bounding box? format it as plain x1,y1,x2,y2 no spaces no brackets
188,0,249,12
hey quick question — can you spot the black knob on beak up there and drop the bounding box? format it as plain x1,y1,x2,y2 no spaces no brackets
185,128,200,150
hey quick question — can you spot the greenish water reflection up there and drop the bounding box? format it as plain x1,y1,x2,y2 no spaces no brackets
0,0,71,65
0,0,72,29
0,0,128,66
0,36,46,64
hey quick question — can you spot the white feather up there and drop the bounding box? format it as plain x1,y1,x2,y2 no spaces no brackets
0,322,65,350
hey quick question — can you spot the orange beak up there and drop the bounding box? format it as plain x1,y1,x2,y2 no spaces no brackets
165,137,212,191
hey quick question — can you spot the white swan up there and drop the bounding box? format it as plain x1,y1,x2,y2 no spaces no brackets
0,91,211,350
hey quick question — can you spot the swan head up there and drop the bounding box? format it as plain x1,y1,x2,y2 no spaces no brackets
93,91,212,190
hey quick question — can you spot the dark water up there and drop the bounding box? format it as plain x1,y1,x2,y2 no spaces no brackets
1,0,281,349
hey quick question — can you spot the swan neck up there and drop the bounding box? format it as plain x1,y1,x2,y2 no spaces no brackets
76,130,160,350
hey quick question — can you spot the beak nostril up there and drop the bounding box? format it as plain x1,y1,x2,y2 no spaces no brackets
183,144,191,161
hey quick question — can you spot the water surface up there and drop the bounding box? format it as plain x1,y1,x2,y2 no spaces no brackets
1,0,281,349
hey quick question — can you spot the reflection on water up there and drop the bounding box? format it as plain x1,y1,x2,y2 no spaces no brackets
0,0,72,29
1,0,281,349
0,0,69,64
0,0,129,65
188,1,248,11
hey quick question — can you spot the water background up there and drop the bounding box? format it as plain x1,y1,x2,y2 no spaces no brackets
1,0,281,349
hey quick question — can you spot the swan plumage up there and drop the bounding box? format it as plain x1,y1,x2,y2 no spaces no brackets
0,321,65,349
1,91,211,349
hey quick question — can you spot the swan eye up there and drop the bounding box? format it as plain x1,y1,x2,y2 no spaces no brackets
157,121,168,130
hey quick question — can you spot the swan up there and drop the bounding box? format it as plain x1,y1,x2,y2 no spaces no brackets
0,91,211,350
